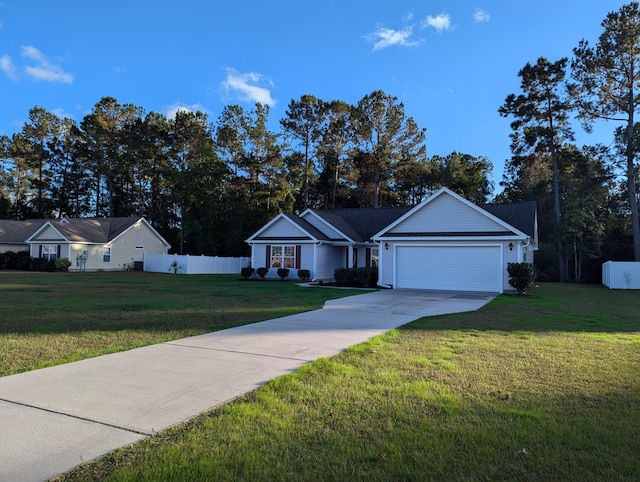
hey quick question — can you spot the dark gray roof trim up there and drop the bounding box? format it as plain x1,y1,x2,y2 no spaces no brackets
254,236,313,241
379,231,516,237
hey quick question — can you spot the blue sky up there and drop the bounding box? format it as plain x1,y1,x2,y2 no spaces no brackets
0,1,628,193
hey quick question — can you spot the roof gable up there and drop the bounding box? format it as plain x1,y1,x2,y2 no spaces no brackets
246,213,322,242
0,219,47,244
375,188,528,239
27,223,67,242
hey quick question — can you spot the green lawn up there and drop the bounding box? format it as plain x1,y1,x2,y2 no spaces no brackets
50,282,640,482
0,271,358,376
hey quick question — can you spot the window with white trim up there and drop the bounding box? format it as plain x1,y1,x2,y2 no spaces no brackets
40,244,59,261
370,247,379,268
103,246,112,263
271,245,296,269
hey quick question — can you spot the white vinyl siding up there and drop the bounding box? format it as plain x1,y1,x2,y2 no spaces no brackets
388,194,507,235
315,245,344,280
258,217,310,238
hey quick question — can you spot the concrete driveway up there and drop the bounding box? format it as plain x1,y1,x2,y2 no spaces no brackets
0,289,495,482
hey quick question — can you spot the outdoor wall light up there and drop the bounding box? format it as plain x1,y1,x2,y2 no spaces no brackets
508,242,514,251
384,242,389,250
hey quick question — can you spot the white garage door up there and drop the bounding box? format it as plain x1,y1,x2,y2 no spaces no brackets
395,245,501,292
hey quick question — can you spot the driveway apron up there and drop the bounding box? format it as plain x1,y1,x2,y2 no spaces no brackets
0,289,495,482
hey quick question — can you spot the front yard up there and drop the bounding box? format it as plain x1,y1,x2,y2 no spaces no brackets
0,272,358,376
2,273,638,480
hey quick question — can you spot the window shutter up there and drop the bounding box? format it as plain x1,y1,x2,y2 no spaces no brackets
265,245,271,268
295,245,301,269
365,248,371,268
57,245,61,258
39,245,42,258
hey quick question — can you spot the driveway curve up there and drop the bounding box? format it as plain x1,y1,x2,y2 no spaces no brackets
0,289,495,482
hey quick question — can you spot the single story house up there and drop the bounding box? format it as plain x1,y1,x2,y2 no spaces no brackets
0,217,170,271
246,187,537,293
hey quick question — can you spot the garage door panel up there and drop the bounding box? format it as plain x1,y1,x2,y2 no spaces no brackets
395,246,501,292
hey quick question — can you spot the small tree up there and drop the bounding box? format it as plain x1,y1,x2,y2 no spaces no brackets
297,269,311,281
277,268,290,280
507,262,536,295
256,267,269,279
240,267,255,279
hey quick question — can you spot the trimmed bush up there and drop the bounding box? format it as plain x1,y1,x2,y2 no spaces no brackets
277,268,290,280
256,267,269,279
241,267,255,279
297,269,311,281
355,267,378,287
334,267,377,287
507,262,536,295
0,250,30,270
55,258,72,272
334,267,348,283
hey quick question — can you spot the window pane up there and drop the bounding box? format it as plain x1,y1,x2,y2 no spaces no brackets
284,246,295,257
284,258,295,268
272,246,282,256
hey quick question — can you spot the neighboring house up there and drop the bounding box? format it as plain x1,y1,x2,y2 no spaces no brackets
0,217,170,271
246,187,538,293
0,219,47,253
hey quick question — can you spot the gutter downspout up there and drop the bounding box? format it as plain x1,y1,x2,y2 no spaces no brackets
375,239,392,288
312,242,320,281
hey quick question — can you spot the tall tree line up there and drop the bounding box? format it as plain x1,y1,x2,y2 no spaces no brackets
0,91,492,256
499,1,640,282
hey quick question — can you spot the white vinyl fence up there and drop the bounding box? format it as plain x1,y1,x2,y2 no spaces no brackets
144,253,250,275
602,261,640,289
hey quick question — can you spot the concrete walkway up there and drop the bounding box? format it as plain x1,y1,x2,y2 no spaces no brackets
0,289,495,482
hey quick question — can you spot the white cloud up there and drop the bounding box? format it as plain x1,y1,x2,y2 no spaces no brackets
50,107,74,121
0,54,18,80
220,69,275,106
364,26,420,51
422,13,452,32
473,8,490,23
21,45,73,83
166,102,210,119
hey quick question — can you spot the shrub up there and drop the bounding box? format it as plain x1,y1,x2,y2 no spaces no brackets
0,250,29,270
256,267,269,279
55,257,72,272
334,267,376,287
30,257,55,272
241,267,255,279
355,267,378,287
507,262,536,295
334,267,348,283
277,268,290,280
297,269,311,281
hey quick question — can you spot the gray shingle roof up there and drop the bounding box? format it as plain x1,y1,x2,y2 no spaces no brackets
0,217,142,244
311,206,413,242
479,201,537,238
310,201,536,242
0,219,47,245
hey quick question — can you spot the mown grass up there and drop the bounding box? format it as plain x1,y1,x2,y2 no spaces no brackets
55,283,640,481
0,271,359,376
